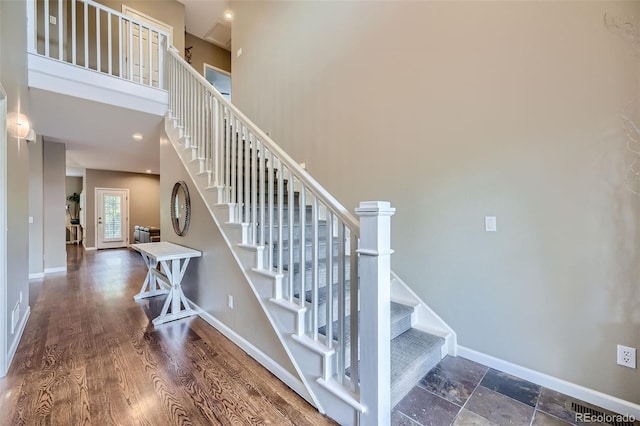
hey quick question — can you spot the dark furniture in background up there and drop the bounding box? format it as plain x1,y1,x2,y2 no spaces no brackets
134,226,161,244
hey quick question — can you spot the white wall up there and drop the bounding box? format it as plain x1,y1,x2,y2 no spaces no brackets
232,1,640,404
0,0,31,374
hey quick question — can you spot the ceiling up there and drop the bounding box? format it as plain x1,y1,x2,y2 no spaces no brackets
30,1,232,177
29,88,164,177
179,0,232,51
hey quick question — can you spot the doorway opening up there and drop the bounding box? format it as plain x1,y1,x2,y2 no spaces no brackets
204,63,231,101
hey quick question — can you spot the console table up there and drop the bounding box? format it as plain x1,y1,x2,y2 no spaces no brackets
131,242,202,326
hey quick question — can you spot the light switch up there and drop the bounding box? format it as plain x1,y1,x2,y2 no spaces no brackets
485,216,497,232
49,15,57,25
236,48,243,58
28,216,34,224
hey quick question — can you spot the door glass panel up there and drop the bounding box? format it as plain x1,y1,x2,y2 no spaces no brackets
104,195,122,240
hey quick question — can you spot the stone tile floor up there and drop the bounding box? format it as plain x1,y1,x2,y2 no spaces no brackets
392,356,639,426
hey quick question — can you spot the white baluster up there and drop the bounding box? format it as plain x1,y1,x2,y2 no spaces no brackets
96,7,100,71
268,149,275,269
84,1,88,68
57,0,63,60
147,27,152,85
244,128,250,224
349,230,359,392
128,20,133,79
299,186,306,308
71,0,76,63
288,170,295,301
337,222,346,385
259,141,266,245
277,160,284,274
138,23,142,82
312,196,319,340
107,12,112,75
251,135,258,244
325,211,334,347
44,0,50,57
118,17,122,77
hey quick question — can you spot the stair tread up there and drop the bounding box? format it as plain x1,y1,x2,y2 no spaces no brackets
318,302,413,343
390,328,444,407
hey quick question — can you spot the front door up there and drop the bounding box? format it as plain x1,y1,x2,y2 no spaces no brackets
96,188,129,249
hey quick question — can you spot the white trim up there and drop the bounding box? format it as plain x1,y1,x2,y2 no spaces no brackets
0,83,7,377
194,304,313,405
3,307,30,377
28,273,45,280
28,54,168,117
457,346,640,419
84,246,97,251
44,267,67,274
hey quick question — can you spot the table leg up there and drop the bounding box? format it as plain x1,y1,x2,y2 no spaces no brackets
152,257,198,326
133,253,170,300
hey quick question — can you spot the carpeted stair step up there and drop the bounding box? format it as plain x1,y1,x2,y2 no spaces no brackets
390,329,444,407
296,281,352,329
318,302,415,367
259,219,328,243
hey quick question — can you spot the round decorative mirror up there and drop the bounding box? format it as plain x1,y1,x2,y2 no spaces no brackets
171,181,191,236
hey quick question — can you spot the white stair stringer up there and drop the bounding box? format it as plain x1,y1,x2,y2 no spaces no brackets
165,113,363,425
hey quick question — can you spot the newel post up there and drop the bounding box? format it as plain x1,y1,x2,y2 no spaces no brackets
355,201,395,426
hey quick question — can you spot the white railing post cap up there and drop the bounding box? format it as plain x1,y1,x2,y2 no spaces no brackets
355,201,396,216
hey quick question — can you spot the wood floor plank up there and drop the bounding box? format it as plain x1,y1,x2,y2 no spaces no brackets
0,246,336,426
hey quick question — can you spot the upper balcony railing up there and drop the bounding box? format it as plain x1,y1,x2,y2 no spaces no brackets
27,0,169,89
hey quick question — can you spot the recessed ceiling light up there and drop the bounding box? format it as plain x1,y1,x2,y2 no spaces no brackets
145,169,152,174
132,133,144,141
223,10,234,21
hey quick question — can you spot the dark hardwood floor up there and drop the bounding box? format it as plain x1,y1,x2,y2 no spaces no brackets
0,245,335,425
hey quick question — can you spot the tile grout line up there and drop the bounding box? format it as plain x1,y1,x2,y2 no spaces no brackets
529,383,544,426
448,366,492,425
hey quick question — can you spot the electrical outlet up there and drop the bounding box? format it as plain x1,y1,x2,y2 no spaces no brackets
617,345,636,369
227,295,233,309
49,15,56,25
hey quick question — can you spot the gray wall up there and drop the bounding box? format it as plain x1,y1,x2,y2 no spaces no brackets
43,141,66,271
29,135,44,275
84,169,160,248
232,1,640,403
0,0,31,369
160,135,299,379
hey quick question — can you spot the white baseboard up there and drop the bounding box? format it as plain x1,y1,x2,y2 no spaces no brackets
28,272,45,280
84,246,96,251
457,345,640,419
194,306,310,403
3,306,31,376
44,266,67,274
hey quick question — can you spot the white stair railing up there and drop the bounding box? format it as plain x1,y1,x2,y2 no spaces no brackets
28,0,169,88
165,47,392,423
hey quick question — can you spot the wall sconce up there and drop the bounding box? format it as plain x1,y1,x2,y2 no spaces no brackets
7,112,36,142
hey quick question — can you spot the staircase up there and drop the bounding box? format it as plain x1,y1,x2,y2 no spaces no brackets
163,47,456,425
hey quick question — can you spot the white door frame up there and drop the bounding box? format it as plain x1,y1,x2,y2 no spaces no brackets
95,187,129,249
0,83,8,376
